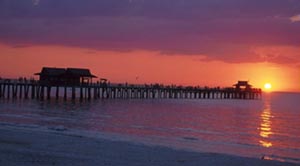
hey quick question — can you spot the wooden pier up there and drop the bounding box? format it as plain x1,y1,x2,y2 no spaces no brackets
0,79,262,101
0,68,262,101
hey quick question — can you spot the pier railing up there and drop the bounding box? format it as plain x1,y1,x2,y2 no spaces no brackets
0,79,262,100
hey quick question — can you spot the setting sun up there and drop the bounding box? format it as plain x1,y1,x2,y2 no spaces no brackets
264,83,272,90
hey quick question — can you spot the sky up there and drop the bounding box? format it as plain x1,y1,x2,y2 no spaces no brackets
0,0,299,91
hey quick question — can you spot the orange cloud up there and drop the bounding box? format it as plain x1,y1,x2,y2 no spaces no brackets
252,46,300,65
290,14,300,22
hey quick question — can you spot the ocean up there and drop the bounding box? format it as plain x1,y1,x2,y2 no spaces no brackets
0,92,299,163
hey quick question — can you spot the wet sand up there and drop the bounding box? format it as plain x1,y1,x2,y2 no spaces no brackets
0,126,298,166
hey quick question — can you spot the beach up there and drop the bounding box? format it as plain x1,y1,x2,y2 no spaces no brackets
0,124,298,166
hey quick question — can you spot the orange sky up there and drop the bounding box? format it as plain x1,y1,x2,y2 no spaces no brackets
0,43,299,92
1,1,300,92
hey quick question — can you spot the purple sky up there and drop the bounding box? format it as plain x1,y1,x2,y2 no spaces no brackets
0,0,300,63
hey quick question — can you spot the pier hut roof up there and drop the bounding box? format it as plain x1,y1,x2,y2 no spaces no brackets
233,81,252,88
35,67,66,76
66,68,97,78
35,67,97,78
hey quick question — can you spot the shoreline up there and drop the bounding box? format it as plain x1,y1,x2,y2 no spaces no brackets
0,124,298,166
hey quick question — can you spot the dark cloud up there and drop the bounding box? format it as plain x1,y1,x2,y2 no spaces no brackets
0,0,300,63
1,0,299,19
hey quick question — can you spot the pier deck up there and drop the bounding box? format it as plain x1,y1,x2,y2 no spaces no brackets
0,79,261,101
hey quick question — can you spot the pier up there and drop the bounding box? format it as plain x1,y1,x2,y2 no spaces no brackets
0,80,262,101
0,67,262,101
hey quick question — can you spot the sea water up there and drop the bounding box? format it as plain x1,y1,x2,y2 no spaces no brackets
0,92,299,163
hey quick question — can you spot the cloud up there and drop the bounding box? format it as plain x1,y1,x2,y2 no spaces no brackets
32,0,40,6
290,14,300,22
0,0,300,64
252,46,300,64
12,44,33,48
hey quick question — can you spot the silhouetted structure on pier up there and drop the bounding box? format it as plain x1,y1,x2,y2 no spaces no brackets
232,81,260,99
234,81,252,91
35,67,96,86
35,67,65,86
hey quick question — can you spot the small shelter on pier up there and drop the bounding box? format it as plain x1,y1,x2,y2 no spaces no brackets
66,68,96,85
35,67,66,86
35,67,97,86
233,81,252,91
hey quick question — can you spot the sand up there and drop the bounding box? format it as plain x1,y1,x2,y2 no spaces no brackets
0,125,298,166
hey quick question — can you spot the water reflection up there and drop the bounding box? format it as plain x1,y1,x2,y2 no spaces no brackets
259,97,273,148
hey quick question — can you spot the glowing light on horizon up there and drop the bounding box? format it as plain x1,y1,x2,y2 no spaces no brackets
264,83,272,91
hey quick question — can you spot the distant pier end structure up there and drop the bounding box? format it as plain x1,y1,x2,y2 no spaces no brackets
234,81,252,90
35,67,97,86
233,81,261,99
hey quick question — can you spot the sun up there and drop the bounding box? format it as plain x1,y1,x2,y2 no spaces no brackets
264,83,272,90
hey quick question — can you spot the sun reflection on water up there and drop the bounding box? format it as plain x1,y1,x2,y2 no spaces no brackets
259,98,273,148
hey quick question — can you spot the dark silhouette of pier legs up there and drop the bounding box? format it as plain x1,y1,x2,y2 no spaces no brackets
31,85,35,99
7,84,10,99
56,86,59,100
24,85,29,99
80,87,83,101
0,84,2,99
12,84,17,98
40,86,44,100
88,87,91,100
64,86,67,101
47,86,51,100
19,85,23,99
72,87,76,100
